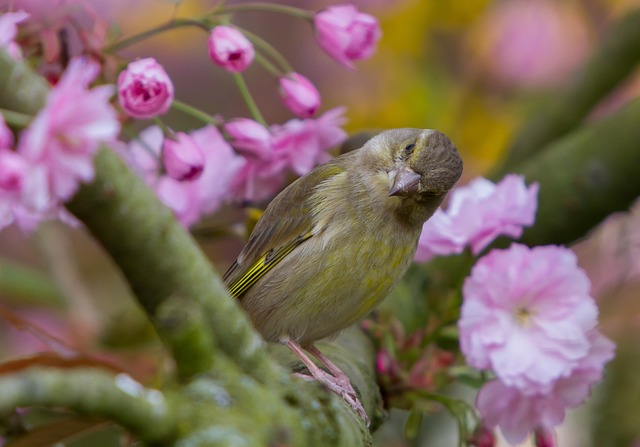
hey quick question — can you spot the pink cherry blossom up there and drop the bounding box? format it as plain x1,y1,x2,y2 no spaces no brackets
271,106,347,176
17,57,120,212
117,58,174,119
313,3,381,69
162,132,204,182
415,175,539,262
476,331,614,444
0,11,29,59
459,244,599,395
279,72,321,118
126,125,243,227
224,118,273,160
229,107,347,203
207,26,254,73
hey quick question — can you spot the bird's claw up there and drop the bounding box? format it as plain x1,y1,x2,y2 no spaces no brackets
296,368,370,426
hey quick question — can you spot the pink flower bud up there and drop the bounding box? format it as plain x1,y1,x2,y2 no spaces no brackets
279,73,321,118
162,132,205,182
313,3,381,69
224,118,273,160
534,427,556,447
208,26,255,73
469,425,495,447
118,58,174,119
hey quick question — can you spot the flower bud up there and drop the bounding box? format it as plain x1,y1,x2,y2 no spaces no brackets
162,132,205,182
469,424,496,447
224,118,272,159
279,72,321,118
534,427,556,447
208,26,255,73
118,58,174,119
313,4,381,69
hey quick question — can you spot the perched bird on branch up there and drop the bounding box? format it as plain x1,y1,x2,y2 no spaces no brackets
224,128,463,423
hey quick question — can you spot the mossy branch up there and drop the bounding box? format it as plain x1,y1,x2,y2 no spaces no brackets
0,367,175,443
496,8,640,173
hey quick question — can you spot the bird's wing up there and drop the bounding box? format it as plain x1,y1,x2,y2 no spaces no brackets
223,160,349,299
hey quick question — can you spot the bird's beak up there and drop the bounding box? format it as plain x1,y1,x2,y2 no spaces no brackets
388,167,421,197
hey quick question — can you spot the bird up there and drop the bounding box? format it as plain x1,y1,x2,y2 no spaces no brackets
224,128,463,424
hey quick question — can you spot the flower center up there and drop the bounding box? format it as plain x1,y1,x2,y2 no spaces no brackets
514,306,533,326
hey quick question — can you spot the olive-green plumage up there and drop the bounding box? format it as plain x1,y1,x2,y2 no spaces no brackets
224,128,463,347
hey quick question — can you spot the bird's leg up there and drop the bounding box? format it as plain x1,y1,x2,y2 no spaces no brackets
285,340,369,425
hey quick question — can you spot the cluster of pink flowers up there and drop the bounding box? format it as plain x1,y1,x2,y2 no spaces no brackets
0,57,120,232
124,107,346,226
415,175,539,262
459,244,615,444
0,1,378,233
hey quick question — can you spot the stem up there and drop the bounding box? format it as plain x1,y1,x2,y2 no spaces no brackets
171,99,221,126
255,53,280,77
105,18,211,53
221,2,313,20
152,116,173,138
238,26,294,74
0,107,32,127
233,73,267,126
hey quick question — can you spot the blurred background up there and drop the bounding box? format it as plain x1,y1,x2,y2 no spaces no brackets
1,0,640,446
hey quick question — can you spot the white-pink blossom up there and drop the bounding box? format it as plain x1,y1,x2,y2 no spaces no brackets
415,175,539,262
476,331,614,444
460,244,599,395
17,57,120,212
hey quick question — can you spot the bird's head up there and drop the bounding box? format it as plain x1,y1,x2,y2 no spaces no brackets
380,128,463,200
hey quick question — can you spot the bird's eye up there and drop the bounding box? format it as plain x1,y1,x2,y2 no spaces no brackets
404,143,416,156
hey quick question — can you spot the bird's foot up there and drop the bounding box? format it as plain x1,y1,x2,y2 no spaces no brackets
299,368,369,424
286,340,370,426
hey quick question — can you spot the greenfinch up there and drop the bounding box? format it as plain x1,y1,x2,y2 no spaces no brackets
224,128,463,423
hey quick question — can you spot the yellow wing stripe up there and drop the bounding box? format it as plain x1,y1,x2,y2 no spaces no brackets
227,233,313,299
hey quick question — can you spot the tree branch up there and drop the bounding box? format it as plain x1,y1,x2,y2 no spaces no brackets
496,8,640,173
0,367,175,443
517,99,640,246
